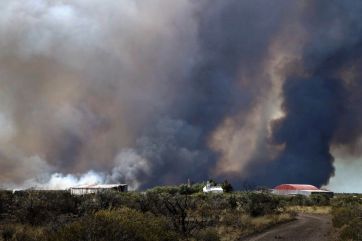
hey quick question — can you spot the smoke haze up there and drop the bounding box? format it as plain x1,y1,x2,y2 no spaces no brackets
1,0,362,190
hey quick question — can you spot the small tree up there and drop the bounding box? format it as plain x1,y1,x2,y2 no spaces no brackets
208,179,217,187
221,180,233,193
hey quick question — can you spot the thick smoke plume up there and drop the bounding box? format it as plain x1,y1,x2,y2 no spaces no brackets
1,0,362,190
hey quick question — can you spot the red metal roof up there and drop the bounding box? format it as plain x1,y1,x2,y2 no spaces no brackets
274,184,319,191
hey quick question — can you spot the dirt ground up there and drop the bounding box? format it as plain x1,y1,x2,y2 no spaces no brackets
241,213,334,241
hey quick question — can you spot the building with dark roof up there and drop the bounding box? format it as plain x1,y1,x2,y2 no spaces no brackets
70,184,127,195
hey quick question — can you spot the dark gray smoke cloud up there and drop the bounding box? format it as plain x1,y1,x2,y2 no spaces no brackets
129,0,293,188
244,0,362,188
1,0,362,190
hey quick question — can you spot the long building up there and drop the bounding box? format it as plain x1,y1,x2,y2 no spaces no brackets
272,184,333,197
70,184,128,195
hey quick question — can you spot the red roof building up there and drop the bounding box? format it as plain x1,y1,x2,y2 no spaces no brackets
272,184,333,196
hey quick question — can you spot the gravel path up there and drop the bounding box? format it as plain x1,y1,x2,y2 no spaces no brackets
241,213,333,241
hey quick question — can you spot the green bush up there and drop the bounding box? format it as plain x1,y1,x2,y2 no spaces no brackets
242,193,284,217
331,195,362,208
332,207,355,228
340,218,362,241
222,212,251,229
147,186,180,195
331,195,362,240
11,191,78,226
50,208,178,241
1,224,45,241
147,183,204,195
0,191,13,217
227,195,237,210
287,194,313,206
221,180,233,193
1,225,16,241
310,194,330,206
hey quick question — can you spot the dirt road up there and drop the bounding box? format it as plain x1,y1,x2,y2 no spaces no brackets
242,213,333,241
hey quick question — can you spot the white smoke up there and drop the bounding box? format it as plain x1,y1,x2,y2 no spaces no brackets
6,149,149,191
0,0,198,189
43,171,105,190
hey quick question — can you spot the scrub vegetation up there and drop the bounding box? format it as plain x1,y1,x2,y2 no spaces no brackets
0,185,351,241
330,194,362,241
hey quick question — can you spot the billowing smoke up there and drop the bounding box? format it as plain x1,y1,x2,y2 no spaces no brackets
1,0,362,190
242,0,362,188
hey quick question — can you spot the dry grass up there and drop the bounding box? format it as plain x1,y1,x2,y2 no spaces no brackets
218,226,242,241
217,213,295,241
251,213,292,228
287,205,331,214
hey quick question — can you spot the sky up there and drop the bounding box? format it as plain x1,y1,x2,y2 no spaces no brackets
1,0,362,192
327,159,362,193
